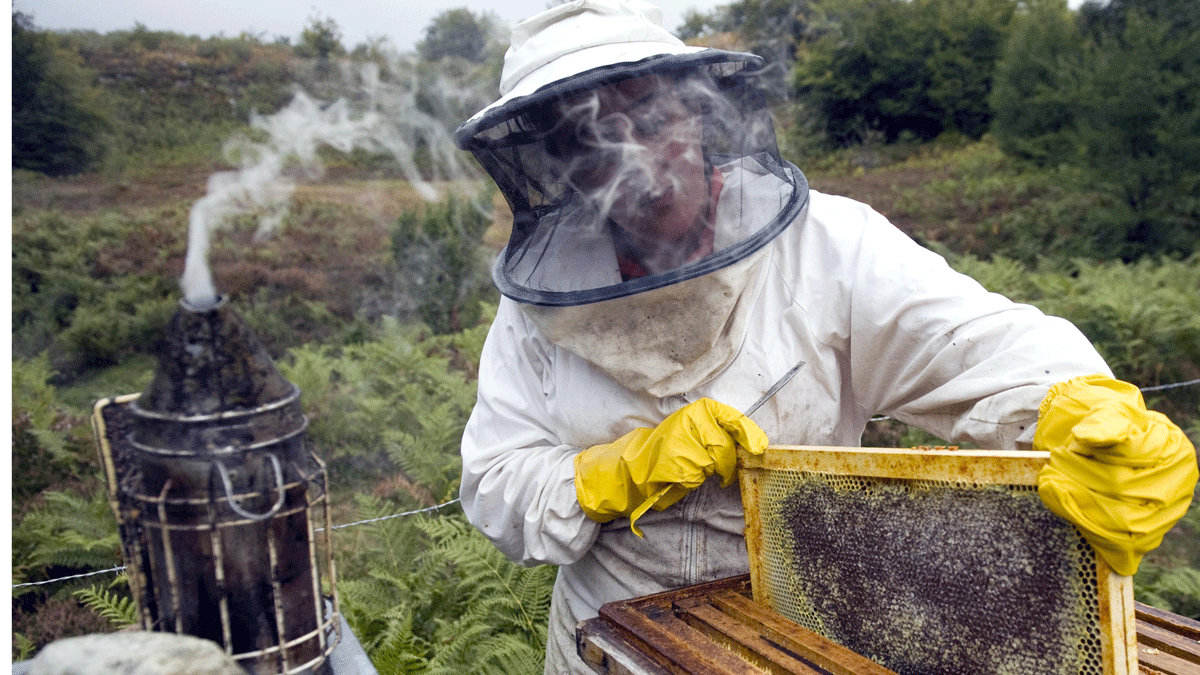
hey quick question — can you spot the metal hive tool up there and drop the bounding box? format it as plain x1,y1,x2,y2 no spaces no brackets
737,446,1137,675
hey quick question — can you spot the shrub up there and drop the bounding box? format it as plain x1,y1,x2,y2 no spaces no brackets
12,12,110,175
988,0,1084,165
11,208,184,377
391,194,496,335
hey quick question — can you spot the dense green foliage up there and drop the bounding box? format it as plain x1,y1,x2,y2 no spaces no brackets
986,0,1082,165
948,253,1200,420
989,0,1200,260
276,316,557,673
679,0,811,98
12,12,110,175
296,14,347,60
11,207,182,374
339,513,554,674
417,8,501,64
793,0,1016,144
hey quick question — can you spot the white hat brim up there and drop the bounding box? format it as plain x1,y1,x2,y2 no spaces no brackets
465,42,707,128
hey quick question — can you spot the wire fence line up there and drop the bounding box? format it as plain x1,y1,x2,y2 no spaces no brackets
12,566,128,589
868,377,1200,422
14,377,1200,590
316,498,460,532
12,499,463,589
1142,378,1200,393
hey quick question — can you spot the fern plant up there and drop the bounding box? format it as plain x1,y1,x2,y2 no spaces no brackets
335,501,555,675
11,355,102,505
74,575,138,629
949,253,1200,425
12,489,121,598
279,315,488,500
416,517,555,675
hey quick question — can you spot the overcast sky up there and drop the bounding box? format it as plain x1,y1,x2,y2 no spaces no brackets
12,0,729,54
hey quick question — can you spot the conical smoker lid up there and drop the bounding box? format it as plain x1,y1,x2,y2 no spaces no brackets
138,296,296,416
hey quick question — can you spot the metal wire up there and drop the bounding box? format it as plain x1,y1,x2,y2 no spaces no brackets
867,378,1200,423
1141,378,1200,393
317,498,461,532
12,566,129,589
12,499,463,588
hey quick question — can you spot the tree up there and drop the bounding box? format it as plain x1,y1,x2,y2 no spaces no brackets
12,12,109,175
417,8,497,63
295,14,345,60
1070,10,1200,257
988,0,1084,165
990,0,1200,258
1076,0,1200,42
675,0,812,101
794,0,1017,145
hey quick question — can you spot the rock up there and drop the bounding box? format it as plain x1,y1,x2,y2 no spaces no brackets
26,632,248,675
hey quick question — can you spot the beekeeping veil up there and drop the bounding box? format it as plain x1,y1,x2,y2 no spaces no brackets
456,0,809,396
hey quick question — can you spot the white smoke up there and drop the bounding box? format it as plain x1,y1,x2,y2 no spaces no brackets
181,55,494,308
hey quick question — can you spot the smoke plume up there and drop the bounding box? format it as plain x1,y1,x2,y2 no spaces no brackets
181,56,494,308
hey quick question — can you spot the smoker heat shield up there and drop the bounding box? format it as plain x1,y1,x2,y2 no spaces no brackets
737,446,1138,675
91,298,340,675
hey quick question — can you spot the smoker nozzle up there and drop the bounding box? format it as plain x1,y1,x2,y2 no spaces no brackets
139,295,295,416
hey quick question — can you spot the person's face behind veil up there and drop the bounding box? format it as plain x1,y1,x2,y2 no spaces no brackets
549,74,712,272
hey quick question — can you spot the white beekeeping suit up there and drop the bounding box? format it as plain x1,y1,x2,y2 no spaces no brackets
454,1,1110,673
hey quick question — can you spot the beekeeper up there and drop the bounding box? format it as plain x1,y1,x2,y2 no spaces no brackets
454,0,1198,672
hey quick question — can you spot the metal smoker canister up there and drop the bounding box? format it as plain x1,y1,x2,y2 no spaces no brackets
124,296,338,675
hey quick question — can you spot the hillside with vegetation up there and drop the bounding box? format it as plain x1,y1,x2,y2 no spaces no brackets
11,0,1200,671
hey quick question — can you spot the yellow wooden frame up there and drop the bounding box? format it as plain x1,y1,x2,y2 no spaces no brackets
738,446,1136,675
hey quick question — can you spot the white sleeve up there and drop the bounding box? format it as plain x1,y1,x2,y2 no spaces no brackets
833,202,1112,448
459,299,602,567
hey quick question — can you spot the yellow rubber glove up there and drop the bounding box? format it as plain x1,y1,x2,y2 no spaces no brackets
1035,374,1198,576
574,398,768,537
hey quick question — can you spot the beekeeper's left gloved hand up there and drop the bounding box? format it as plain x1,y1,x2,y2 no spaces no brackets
1035,374,1198,576
574,398,768,537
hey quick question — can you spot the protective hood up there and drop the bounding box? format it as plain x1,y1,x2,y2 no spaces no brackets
455,0,809,392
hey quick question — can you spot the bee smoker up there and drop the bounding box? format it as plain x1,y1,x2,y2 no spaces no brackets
98,296,340,675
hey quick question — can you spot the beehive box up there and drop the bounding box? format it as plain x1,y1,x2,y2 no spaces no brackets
738,446,1137,675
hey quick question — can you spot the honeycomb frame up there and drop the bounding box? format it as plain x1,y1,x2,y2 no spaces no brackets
738,446,1137,675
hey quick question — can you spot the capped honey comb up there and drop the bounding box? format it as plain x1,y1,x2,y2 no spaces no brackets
738,446,1137,675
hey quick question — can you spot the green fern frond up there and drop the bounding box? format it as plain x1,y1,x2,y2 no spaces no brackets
415,516,555,644
28,427,70,461
1137,566,1200,619
426,631,544,675
13,633,36,662
13,488,121,591
37,549,120,571
74,584,138,628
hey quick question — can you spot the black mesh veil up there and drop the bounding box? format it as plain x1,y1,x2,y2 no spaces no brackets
456,49,809,307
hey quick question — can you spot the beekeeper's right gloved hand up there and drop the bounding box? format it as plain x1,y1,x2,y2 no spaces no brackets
1035,374,1198,576
574,398,768,537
